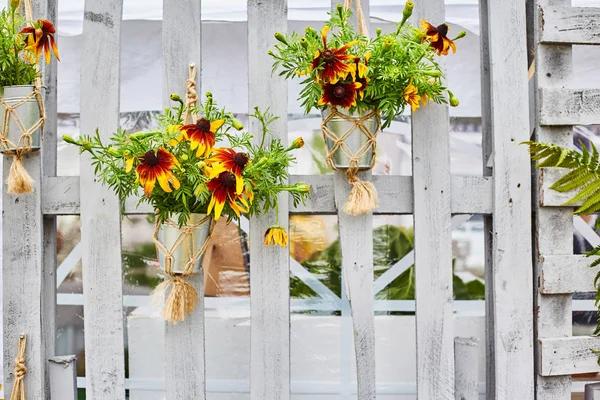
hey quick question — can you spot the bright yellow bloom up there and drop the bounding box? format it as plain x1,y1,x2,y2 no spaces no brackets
135,148,180,196
264,226,289,247
403,79,421,111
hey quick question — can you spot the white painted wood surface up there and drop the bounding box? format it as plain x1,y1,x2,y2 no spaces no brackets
162,2,205,399
79,0,126,398
41,175,494,215
48,355,77,400
454,337,479,400
534,0,575,398
540,6,600,45
248,1,290,399
539,336,600,376
540,255,598,293
411,1,454,398
586,382,600,400
539,88,600,126
487,0,534,397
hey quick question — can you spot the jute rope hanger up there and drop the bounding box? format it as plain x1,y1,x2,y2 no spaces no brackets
0,0,46,194
10,333,27,400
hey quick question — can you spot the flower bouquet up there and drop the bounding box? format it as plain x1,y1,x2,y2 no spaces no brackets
0,0,59,193
64,92,309,322
270,1,463,215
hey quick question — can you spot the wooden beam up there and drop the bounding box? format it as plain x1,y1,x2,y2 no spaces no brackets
539,6,600,45
454,337,479,400
540,255,597,294
539,336,600,376
539,88,600,126
48,355,78,400
79,0,126,397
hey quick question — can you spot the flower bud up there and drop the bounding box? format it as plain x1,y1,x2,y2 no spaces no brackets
300,37,308,48
123,150,132,157
205,91,213,98
305,26,317,37
108,147,120,156
267,50,276,57
10,0,20,11
274,32,288,46
231,118,244,131
170,93,183,104
62,135,78,145
403,1,414,18
448,92,459,107
383,38,394,51
287,137,304,151
376,28,382,37
81,141,92,152
453,30,467,41
181,154,189,161
296,184,310,193
423,69,442,77
130,131,155,141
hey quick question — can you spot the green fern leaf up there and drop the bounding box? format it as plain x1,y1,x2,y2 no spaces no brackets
550,167,594,192
563,178,600,204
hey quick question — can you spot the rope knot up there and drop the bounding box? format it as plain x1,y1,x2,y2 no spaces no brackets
14,357,26,378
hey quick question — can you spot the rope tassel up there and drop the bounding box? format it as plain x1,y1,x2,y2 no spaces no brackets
344,177,378,216
152,276,199,323
6,154,34,194
10,333,27,400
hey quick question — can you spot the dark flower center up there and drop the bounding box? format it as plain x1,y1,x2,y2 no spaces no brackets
354,57,361,64
232,152,249,168
323,49,334,60
195,118,211,132
143,150,160,166
219,172,236,189
436,23,448,37
333,84,347,98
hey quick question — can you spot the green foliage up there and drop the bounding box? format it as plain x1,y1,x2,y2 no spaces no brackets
0,7,39,87
291,224,485,309
270,5,458,129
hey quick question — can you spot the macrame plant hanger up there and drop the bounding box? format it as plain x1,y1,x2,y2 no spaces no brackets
151,64,216,323
321,0,379,216
0,0,45,194
10,333,27,400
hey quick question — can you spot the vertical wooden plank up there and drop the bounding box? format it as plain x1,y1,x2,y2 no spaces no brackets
79,0,126,398
533,0,573,399
330,1,376,399
487,0,535,397
454,337,479,400
411,0,454,398
48,355,77,400
161,1,204,399
248,1,290,399
586,383,600,400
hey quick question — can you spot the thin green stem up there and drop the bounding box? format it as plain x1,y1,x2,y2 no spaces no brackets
11,8,20,85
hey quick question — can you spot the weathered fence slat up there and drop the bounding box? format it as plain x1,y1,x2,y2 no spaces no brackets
540,255,597,293
539,88,600,126
411,0,454,397
534,0,575,397
79,0,126,397
539,6,600,45
48,355,78,400
41,175,494,216
248,1,290,399
487,0,534,397
454,337,479,400
161,1,205,399
539,336,600,376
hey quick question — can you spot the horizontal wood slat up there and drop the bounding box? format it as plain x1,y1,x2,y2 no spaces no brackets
539,336,600,376
537,168,574,207
42,175,492,215
540,255,597,293
540,6,600,45
539,88,600,126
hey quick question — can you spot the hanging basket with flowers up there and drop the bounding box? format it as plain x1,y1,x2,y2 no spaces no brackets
270,0,464,215
0,0,59,194
64,68,309,323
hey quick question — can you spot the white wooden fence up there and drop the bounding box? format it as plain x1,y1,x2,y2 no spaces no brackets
3,0,593,398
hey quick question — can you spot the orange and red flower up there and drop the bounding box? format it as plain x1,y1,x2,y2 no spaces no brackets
206,171,249,220
403,79,421,111
178,118,224,158
311,26,358,84
348,54,370,100
135,148,180,197
420,20,456,56
318,81,362,108
20,19,60,64
206,148,249,195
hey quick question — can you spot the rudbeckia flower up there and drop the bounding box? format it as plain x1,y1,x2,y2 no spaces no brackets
318,81,362,109
206,148,249,194
403,79,421,111
136,148,181,196
420,20,456,56
348,55,370,100
264,226,289,247
20,20,60,64
206,171,249,220
178,118,224,158
311,26,358,83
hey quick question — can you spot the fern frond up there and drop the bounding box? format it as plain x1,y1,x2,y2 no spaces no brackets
550,167,594,192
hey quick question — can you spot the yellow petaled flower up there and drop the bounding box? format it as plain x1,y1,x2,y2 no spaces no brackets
288,137,304,150
403,79,421,111
20,20,60,64
420,19,456,56
264,226,289,247
172,118,224,158
135,148,181,196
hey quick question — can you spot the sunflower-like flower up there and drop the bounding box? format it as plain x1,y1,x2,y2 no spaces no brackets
206,171,250,220
348,54,370,100
264,226,289,247
177,118,224,158
420,20,456,56
403,79,421,111
135,148,181,197
318,81,362,109
206,148,249,194
20,19,60,64
311,26,358,83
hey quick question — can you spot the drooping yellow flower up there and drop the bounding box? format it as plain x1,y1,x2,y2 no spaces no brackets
420,19,456,56
403,79,421,111
20,20,60,64
264,226,289,247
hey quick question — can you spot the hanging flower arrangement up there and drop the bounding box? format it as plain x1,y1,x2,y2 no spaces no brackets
0,0,60,194
64,91,309,322
269,2,464,215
